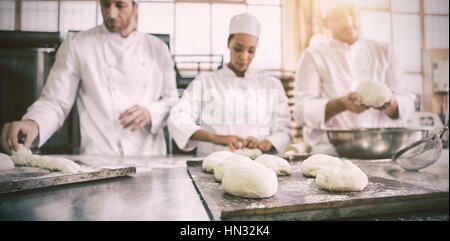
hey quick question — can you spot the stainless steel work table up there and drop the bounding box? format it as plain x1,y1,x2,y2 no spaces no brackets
0,151,448,221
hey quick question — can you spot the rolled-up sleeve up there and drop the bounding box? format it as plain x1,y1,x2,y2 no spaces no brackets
168,78,204,151
293,50,329,129
22,37,81,147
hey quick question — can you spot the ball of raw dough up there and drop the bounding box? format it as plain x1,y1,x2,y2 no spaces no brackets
222,162,278,199
355,81,393,108
13,144,32,155
315,160,369,192
284,143,311,155
300,154,341,177
202,151,238,173
226,147,263,159
0,153,15,171
255,154,291,176
213,155,254,182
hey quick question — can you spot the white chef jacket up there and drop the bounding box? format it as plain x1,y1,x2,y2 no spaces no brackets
168,65,292,156
22,24,178,156
294,37,415,145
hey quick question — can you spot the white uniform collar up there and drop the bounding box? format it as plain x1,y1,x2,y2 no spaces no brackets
100,23,138,43
330,37,362,50
221,64,258,79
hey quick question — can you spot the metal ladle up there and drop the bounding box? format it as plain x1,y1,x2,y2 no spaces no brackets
392,126,448,171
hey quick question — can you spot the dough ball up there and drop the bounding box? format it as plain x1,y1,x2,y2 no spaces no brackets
300,154,341,177
222,162,278,199
213,155,254,182
315,160,368,192
355,81,393,108
255,154,291,176
0,153,15,171
226,147,263,159
202,151,237,173
284,143,311,155
12,144,32,155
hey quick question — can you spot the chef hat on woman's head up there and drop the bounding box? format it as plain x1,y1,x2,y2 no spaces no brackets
229,13,261,38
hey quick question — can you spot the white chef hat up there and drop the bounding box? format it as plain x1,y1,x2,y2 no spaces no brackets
321,0,358,18
229,13,261,38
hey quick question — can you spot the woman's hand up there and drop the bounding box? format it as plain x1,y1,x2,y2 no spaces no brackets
243,136,260,149
211,135,245,151
258,140,274,153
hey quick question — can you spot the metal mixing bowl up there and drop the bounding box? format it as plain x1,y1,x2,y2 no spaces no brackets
326,128,428,159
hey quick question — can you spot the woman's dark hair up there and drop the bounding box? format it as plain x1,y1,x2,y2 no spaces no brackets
228,34,235,45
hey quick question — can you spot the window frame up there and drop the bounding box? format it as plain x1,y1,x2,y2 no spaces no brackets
8,0,284,70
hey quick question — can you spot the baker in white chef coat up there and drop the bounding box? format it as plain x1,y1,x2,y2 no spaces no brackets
1,0,177,156
293,3,415,145
168,13,292,156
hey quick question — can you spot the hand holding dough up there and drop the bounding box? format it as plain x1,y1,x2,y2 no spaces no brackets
355,81,393,108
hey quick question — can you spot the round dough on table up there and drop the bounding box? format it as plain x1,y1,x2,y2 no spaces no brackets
355,81,393,108
202,151,238,173
284,143,311,155
0,153,15,171
255,154,291,176
300,154,341,177
315,160,368,192
213,155,254,182
13,144,32,155
226,147,262,159
222,162,278,199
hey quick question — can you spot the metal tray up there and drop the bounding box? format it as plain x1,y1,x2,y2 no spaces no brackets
0,160,136,195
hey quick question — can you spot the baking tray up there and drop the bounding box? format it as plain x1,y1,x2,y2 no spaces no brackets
187,159,448,221
0,159,136,195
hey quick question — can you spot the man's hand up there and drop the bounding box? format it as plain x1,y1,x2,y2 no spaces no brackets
1,120,39,154
342,92,369,114
326,92,368,121
375,97,399,119
119,105,151,131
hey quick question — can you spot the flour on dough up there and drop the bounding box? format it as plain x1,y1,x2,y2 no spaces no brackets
0,153,15,171
221,161,278,199
226,147,262,159
255,154,291,176
300,154,341,177
202,151,238,173
11,144,81,173
355,81,393,108
315,160,368,192
213,154,254,182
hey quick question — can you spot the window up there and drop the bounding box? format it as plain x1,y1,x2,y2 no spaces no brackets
5,0,283,70
21,0,58,32
59,1,97,33
0,0,15,30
